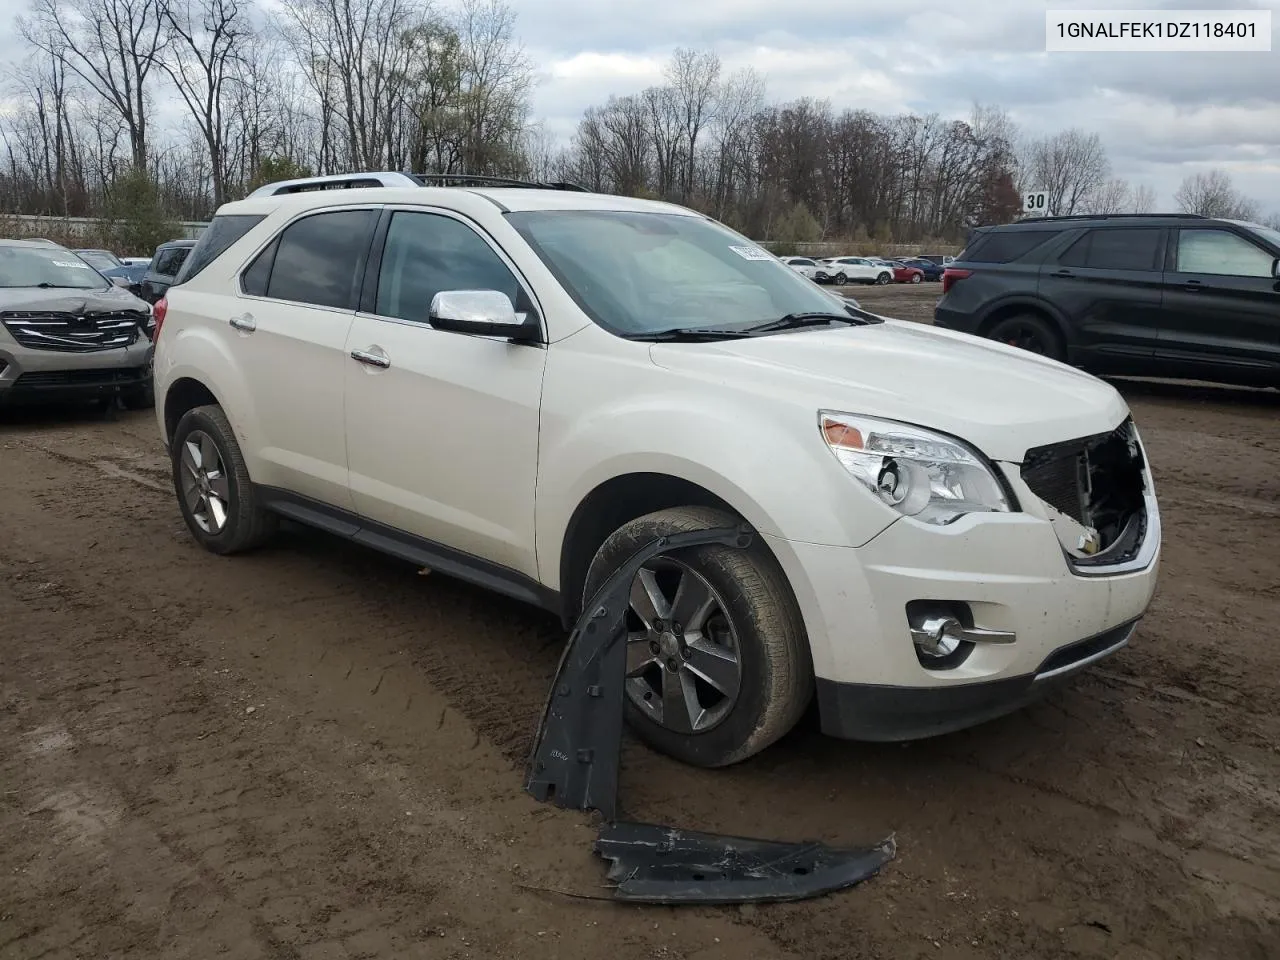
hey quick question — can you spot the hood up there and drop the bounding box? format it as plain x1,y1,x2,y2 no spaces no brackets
0,284,150,315
648,319,1130,463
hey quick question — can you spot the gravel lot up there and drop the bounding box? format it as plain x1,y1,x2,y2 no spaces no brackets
3,286,1278,959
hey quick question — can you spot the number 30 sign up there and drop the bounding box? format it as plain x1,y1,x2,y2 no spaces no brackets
1023,191,1050,214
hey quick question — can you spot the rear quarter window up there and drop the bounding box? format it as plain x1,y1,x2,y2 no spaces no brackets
961,230,1057,264
175,214,267,284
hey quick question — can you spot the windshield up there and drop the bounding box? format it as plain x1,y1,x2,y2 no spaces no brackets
506,210,857,336
0,247,107,289
76,250,119,270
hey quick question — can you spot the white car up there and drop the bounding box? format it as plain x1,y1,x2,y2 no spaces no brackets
152,175,1160,767
821,256,894,285
779,256,833,283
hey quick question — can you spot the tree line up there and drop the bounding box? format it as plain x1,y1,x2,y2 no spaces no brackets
2,0,1274,245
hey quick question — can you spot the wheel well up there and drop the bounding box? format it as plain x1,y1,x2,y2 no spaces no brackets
558,473,738,627
163,377,218,443
978,302,1065,343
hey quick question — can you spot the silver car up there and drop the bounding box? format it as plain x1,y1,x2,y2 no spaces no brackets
0,240,155,409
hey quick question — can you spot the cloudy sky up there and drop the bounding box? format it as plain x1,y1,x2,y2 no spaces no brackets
1,0,1276,214
513,0,1280,214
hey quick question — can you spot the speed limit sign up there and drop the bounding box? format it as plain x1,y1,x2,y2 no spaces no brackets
1023,190,1050,215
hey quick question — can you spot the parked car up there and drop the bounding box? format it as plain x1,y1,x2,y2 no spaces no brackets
101,262,150,297
918,254,957,267
74,248,124,272
934,213,1280,387
779,256,833,283
0,239,154,409
153,173,1160,768
121,256,153,266
138,238,196,304
889,261,925,284
820,256,894,285
899,258,945,281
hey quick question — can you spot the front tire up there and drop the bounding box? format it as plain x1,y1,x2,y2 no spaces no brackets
910,273,922,284
835,272,847,285
171,404,278,555
582,506,813,767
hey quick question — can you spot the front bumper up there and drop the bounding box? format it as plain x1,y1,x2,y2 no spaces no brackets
765,496,1160,741
0,341,153,405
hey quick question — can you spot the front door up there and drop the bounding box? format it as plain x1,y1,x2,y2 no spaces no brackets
1156,226,1280,384
343,208,547,578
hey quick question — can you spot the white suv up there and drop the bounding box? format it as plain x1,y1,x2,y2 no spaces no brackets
152,175,1160,768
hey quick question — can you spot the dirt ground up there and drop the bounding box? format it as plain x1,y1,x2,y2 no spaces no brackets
3,285,1278,960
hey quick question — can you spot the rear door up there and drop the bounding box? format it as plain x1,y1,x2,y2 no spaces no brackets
232,205,380,508
1156,226,1280,383
1036,226,1166,368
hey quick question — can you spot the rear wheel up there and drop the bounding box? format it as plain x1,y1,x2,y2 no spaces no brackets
985,313,1065,362
582,506,813,767
171,404,277,554
835,272,847,285
875,272,890,285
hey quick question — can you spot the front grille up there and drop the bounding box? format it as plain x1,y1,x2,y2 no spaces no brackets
2,310,147,352
1022,419,1147,562
14,367,147,388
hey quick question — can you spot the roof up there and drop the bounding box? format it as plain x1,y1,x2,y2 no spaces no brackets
215,185,700,218
0,237,69,249
986,213,1211,231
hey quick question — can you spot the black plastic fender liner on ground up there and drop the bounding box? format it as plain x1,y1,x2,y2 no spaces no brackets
524,523,897,904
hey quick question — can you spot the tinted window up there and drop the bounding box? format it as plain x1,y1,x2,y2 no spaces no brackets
375,212,520,322
1176,229,1275,277
241,238,278,297
1058,229,1161,271
266,210,376,308
1058,232,1090,267
178,214,267,283
152,246,188,277
962,230,1055,263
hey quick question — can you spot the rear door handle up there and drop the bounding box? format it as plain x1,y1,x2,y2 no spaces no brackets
351,348,391,369
1050,270,1075,279
229,313,256,332
1183,279,1203,292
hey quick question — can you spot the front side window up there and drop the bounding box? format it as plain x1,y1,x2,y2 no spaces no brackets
0,246,107,289
507,210,857,336
1176,229,1275,277
374,211,521,322
262,209,377,308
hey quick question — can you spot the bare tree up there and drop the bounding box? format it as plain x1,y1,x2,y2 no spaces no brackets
1174,169,1261,220
1130,183,1157,213
665,48,720,200
22,0,168,169
1083,178,1132,214
161,0,254,206
454,0,533,173
1022,129,1109,216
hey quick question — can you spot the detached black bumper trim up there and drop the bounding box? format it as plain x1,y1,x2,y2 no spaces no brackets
817,619,1139,742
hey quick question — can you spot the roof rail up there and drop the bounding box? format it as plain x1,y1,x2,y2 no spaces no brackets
409,173,589,192
1015,213,1204,224
246,170,590,199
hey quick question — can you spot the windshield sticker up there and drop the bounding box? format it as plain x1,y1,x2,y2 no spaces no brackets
728,244,773,261
51,260,92,268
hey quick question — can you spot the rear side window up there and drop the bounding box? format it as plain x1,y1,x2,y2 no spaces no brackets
177,214,266,283
260,210,377,309
1058,228,1161,271
961,230,1056,263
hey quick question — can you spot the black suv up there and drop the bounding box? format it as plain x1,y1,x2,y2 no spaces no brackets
138,238,197,304
934,214,1280,388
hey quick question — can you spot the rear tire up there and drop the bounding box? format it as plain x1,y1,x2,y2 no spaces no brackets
985,313,1065,362
171,404,277,555
835,272,847,284
582,506,813,767
875,272,890,285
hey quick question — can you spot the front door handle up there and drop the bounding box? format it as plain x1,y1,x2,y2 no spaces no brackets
1183,279,1203,292
229,313,256,332
1050,270,1075,279
351,348,391,369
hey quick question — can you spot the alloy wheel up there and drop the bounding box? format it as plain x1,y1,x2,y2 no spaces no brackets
179,429,231,534
624,558,742,734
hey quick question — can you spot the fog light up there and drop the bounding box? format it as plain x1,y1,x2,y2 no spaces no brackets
911,615,965,658
906,601,1017,670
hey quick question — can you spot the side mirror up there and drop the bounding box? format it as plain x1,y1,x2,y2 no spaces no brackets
429,289,542,342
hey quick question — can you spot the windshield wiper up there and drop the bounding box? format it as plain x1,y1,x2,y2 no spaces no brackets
34,282,91,289
627,326,754,342
738,312,865,335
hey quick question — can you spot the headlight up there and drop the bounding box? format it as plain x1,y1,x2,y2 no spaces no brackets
819,412,1010,525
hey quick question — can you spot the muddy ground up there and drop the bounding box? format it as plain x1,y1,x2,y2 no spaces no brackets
3,284,1278,960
